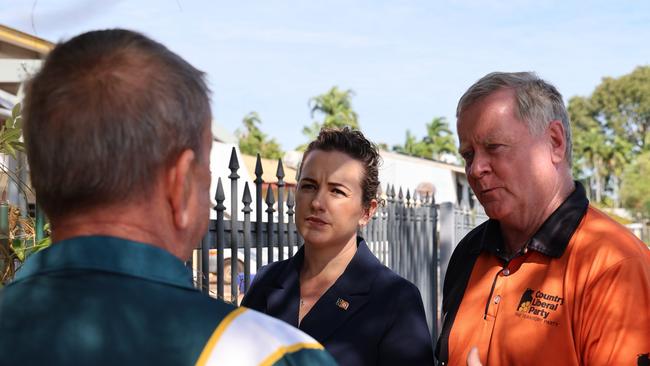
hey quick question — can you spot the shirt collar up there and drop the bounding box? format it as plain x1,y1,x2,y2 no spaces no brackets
13,235,195,290
479,181,589,259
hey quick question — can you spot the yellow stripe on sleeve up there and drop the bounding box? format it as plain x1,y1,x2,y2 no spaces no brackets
195,307,248,366
258,342,325,366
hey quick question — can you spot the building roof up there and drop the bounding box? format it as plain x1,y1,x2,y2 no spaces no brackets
240,154,298,185
0,24,53,55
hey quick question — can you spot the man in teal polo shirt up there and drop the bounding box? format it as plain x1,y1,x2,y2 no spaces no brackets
0,29,336,366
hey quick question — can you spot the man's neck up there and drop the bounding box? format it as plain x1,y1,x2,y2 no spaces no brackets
501,178,575,254
50,203,181,259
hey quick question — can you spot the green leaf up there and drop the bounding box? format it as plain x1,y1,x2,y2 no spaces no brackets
3,143,16,159
12,141,25,151
10,239,26,262
11,103,21,120
36,236,51,249
4,127,21,141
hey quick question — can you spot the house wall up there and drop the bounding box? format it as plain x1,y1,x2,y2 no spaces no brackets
379,150,468,205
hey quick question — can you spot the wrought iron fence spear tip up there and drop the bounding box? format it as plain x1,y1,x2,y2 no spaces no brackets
242,182,252,204
215,178,225,202
228,147,240,171
265,184,275,205
276,159,285,179
254,154,263,176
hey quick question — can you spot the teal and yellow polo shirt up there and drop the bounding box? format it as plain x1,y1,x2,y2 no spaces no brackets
0,236,336,365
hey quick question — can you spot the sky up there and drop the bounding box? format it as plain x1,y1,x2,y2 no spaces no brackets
2,0,650,152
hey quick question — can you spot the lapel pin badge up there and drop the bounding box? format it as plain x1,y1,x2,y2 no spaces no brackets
336,298,350,311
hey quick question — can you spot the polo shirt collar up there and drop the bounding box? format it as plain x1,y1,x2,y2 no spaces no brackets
478,181,589,259
13,235,195,290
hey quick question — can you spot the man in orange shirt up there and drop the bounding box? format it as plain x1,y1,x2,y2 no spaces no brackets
436,71,650,365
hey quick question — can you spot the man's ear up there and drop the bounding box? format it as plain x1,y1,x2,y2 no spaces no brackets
166,149,196,230
359,199,379,227
547,120,567,164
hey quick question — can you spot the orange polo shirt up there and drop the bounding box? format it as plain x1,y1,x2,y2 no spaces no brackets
436,183,650,365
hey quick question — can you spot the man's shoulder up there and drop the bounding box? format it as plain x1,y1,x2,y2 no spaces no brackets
196,307,336,366
571,206,649,263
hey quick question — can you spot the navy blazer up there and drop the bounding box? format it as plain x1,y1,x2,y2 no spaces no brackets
241,238,434,366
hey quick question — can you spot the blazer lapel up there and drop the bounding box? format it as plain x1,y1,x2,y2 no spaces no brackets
265,251,302,327
299,239,381,343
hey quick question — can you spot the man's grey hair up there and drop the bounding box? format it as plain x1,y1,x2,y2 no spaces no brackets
23,29,211,219
456,72,572,164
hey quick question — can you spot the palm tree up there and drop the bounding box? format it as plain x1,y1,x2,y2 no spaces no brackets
236,112,283,159
393,117,457,161
423,117,457,159
301,87,360,146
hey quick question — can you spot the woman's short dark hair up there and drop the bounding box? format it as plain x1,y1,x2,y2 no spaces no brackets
301,127,381,208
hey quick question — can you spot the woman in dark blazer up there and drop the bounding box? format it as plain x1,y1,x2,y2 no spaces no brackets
242,128,434,366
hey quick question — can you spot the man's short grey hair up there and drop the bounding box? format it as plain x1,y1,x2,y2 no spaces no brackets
23,29,211,219
456,72,572,164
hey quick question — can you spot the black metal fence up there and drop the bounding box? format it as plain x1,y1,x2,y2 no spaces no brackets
190,147,485,339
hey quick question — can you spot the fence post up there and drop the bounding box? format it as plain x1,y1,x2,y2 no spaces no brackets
405,189,412,282
287,188,296,257
387,185,395,269
430,194,439,338
420,193,432,336
380,185,387,265
397,187,404,277
276,160,285,261
371,204,378,254
266,185,275,264
438,202,454,293
215,178,226,299
413,191,421,285
242,182,252,293
228,148,240,303
254,154,264,270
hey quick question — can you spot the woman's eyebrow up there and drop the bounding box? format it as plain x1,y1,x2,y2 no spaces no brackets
328,182,351,191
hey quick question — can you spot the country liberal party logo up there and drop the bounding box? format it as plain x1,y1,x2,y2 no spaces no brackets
516,288,564,325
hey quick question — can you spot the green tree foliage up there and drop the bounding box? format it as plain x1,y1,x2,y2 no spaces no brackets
0,102,31,200
236,112,283,159
620,151,650,219
569,66,650,208
393,117,457,161
590,66,650,153
301,86,359,146
393,130,427,157
423,117,457,158
1,103,50,286
569,96,631,204
0,103,25,159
